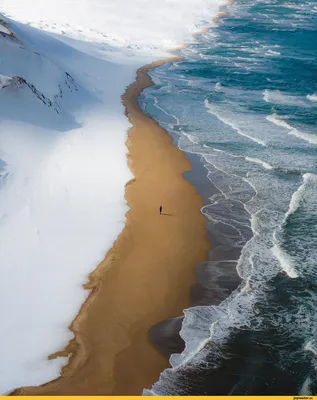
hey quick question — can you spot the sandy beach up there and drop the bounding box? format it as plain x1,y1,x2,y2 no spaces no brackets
14,56,209,395
11,4,234,395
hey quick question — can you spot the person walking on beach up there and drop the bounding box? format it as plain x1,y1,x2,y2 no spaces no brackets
159,205,163,215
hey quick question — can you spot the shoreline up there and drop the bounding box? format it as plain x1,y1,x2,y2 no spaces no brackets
14,53,209,397
14,4,230,396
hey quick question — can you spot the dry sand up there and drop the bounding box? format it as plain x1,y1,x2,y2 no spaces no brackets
14,56,210,395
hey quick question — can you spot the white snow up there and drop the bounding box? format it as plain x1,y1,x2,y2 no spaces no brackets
0,23,10,34
0,0,222,51
0,74,12,89
0,0,224,394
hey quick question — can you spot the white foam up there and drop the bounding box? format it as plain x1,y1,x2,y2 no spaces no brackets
307,93,317,102
205,99,267,146
271,173,317,279
271,243,298,278
263,89,307,107
304,340,317,357
299,376,313,396
283,173,317,223
245,156,273,170
267,113,317,145
263,89,270,103
153,97,180,125
182,131,200,144
265,49,281,56
215,81,223,91
267,113,293,129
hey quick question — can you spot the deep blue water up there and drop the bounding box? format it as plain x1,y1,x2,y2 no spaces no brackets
141,0,317,395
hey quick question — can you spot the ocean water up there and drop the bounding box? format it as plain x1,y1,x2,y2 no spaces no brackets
141,0,317,395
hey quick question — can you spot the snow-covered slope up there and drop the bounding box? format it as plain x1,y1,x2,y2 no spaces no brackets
0,0,224,394
0,18,138,394
1,0,220,51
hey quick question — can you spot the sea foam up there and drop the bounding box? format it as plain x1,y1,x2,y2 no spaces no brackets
307,93,317,102
283,173,317,223
271,173,317,279
267,113,317,145
271,243,299,278
205,99,267,146
245,156,273,170
263,89,308,107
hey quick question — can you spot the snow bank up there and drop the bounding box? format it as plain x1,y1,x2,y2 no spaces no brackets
0,74,12,89
0,0,222,52
0,0,224,393
0,24,10,34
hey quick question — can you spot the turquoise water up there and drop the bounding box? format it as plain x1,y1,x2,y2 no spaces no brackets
142,0,317,395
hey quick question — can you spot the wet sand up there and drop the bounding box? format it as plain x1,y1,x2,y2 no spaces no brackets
14,56,209,395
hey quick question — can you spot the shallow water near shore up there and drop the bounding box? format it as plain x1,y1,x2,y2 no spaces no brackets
141,0,317,395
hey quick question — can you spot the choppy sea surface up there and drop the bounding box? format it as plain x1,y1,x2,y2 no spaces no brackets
141,0,317,395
